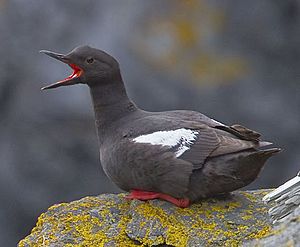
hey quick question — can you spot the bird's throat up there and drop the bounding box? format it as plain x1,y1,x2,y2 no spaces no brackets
89,80,137,134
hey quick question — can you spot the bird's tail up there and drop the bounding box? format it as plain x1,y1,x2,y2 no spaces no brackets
238,148,281,184
188,148,281,201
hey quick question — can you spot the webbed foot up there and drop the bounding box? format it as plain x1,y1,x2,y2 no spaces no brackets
125,189,190,208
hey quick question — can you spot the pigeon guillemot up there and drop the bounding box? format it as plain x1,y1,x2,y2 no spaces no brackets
40,46,281,208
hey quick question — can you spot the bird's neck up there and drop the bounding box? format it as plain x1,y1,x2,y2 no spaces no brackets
89,76,137,137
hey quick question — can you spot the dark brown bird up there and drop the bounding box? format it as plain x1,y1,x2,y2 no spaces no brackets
40,46,281,208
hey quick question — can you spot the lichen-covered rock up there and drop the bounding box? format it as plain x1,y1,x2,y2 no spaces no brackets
245,205,300,247
19,190,278,247
263,172,300,224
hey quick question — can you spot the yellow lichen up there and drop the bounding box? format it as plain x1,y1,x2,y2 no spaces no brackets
245,226,272,240
19,191,275,247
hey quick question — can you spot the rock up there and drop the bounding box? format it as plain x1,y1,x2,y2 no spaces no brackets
18,190,296,247
246,206,300,247
263,172,300,224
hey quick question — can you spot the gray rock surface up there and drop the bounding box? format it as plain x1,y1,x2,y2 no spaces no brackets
263,171,300,223
246,206,300,246
19,190,300,247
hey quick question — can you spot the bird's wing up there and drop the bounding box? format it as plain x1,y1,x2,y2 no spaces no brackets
129,114,262,170
160,110,262,142
132,125,220,170
179,126,260,169
263,171,300,223
215,124,261,142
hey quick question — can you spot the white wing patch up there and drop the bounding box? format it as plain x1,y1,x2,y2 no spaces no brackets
133,128,199,157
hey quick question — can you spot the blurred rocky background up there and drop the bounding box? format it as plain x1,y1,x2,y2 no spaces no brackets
0,0,299,245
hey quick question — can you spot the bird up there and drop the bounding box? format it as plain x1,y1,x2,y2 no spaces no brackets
40,45,281,208
263,171,300,223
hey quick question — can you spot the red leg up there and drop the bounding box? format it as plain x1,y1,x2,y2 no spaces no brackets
125,189,190,208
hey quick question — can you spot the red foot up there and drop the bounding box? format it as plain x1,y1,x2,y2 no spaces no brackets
125,189,190,208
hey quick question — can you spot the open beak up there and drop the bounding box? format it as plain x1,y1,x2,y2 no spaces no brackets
40,50,83,90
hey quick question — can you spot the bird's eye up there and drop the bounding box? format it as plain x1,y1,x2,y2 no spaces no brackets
86,57,94,64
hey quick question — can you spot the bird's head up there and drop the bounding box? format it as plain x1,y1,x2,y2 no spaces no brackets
40,46,120,90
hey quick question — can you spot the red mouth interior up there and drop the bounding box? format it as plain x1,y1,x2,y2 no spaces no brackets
61,64,82,82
